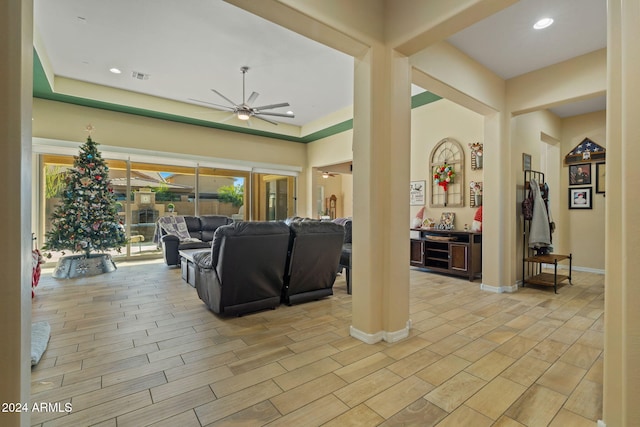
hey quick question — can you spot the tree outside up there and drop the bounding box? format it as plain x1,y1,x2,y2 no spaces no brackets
218,184,244,207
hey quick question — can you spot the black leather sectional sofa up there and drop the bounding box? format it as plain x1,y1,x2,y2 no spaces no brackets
188,220,345,316
159,215,234,266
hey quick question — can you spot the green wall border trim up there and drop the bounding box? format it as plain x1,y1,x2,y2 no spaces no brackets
412,90,442,108
33,50,441,144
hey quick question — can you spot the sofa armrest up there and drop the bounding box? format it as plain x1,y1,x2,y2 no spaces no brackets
161,234,180,243
192,251,213,269
161,234,180,265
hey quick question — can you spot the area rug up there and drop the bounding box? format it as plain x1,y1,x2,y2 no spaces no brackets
31,321,51,366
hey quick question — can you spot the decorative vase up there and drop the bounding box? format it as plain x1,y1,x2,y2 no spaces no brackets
52,253,117,279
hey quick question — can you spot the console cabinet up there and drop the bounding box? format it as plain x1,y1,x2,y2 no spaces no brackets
410,229,482,281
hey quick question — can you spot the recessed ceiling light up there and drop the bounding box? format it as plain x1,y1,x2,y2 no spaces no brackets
533,18,554,30
109,68,122,74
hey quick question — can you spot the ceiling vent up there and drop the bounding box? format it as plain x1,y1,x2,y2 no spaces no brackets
131,71,150,80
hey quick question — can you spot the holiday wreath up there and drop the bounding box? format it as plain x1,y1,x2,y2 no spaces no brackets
433,164,455,191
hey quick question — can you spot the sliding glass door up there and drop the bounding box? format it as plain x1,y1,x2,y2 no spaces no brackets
198,167,249,221
251,173,296,221
38,153,297,265
126,162,196,257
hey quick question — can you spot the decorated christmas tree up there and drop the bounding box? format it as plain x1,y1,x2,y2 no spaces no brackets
44,135,126,258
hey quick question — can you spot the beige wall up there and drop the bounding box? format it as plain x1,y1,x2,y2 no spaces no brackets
410,98,484,229
503,43,607,281
511,110,562,278
307,98,485,224
318,174,344,218
306,128,353,218
32,99,307,166
507,49,606,116
307,97,607,275
511,109,605,273
561,111,606,271
340,174,353,217
32,98,309,216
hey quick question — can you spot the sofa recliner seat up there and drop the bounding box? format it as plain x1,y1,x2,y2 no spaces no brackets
192,221,291,316
283,221,345,305
160,215,233,266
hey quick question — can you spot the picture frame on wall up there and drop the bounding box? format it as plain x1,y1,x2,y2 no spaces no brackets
569,163,592,185
568,187,592,209
596,162,606,194
410,180,426,205
522,153,531,171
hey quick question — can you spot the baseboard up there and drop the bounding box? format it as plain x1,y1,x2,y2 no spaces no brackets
480,282,519,293
571,265,605,274
350,320,411,344
542,264,605,275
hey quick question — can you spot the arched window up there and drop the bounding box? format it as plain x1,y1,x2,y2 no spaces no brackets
430,138,464,207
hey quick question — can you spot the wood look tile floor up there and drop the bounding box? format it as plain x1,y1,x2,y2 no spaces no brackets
31,260,603,426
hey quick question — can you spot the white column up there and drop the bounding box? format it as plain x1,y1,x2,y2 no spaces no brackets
0,1,33,426
350,44,412,342
479,110,514,291
603,1,640,426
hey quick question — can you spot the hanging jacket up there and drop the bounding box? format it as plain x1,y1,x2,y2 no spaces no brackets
528,178,551,248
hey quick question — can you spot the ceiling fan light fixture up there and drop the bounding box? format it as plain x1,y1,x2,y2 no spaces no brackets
322,172,329,179
197,66,291,126
533,17,554,30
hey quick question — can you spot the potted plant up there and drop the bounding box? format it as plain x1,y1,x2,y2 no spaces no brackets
167,203,175,213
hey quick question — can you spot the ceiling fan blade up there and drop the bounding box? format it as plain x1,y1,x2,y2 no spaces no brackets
219,113,236,123
252,115,279,125
253,102,290,111
211,89,239,107
188,98,235,111
257,111,295,118
246,91,259,105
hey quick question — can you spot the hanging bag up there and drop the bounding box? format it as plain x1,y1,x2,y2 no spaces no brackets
522,186,534,220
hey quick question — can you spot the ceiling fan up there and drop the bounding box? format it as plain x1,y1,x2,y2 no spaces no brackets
320,171,338,178
189,66,294,125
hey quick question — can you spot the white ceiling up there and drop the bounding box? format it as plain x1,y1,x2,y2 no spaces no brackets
34,0,607,130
